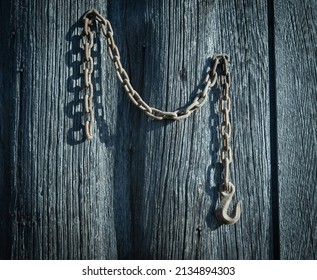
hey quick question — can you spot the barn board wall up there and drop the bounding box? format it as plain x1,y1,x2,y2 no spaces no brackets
1,0,274,259
274,0,317,259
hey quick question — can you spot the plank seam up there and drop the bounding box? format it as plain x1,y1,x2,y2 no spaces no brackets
267,0,280,260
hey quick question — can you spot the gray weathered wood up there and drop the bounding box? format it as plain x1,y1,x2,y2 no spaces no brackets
0,0,14,260
1,0,273,259
275,0,317,259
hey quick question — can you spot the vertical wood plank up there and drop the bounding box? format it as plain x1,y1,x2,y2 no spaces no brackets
214,0,272,259
274,0,317,259
10,0,118,259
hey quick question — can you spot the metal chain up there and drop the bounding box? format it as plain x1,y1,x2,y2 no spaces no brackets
215,54,241,225
82,15,95,140
81,9,224,133
81,9,241,225
219,54,232,192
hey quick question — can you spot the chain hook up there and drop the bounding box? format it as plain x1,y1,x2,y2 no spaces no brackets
215,183,241,225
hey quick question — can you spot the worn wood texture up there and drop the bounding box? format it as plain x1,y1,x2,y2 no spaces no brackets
0,0,275,259
274,0,317,259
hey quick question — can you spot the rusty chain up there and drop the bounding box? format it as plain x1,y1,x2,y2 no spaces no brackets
81,9,241,225
82,15,95,139
219,54,232,192
216,55,241,225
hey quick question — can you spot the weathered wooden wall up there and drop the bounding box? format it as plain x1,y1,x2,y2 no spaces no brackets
274,0,317,259
0,0,316,260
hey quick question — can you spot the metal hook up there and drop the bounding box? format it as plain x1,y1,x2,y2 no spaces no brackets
215,182,241,225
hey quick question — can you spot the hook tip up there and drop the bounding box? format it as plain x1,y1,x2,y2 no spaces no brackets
216,200,241,225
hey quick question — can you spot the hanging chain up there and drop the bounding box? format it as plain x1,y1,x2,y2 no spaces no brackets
81,9,241,225
82,15,95,139
219,55,232,192
215,55,241,225
82,9,221,132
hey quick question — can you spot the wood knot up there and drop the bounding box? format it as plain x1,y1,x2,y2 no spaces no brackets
178,68,187,81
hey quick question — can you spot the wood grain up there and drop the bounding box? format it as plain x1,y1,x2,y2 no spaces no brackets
274,0,317,259
2,0,272,259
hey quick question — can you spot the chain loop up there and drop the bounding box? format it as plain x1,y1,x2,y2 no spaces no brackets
81,9,229,139
81,9,240,224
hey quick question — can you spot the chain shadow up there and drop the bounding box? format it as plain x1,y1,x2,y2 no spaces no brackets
143,57,222,230
65,16,115,146
143,57,217,132
205,86,223,231
178,57,222,231
65,14,224,231
179,57,223,231
204,57,239,230
181,57,223,231
65,18,84,145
